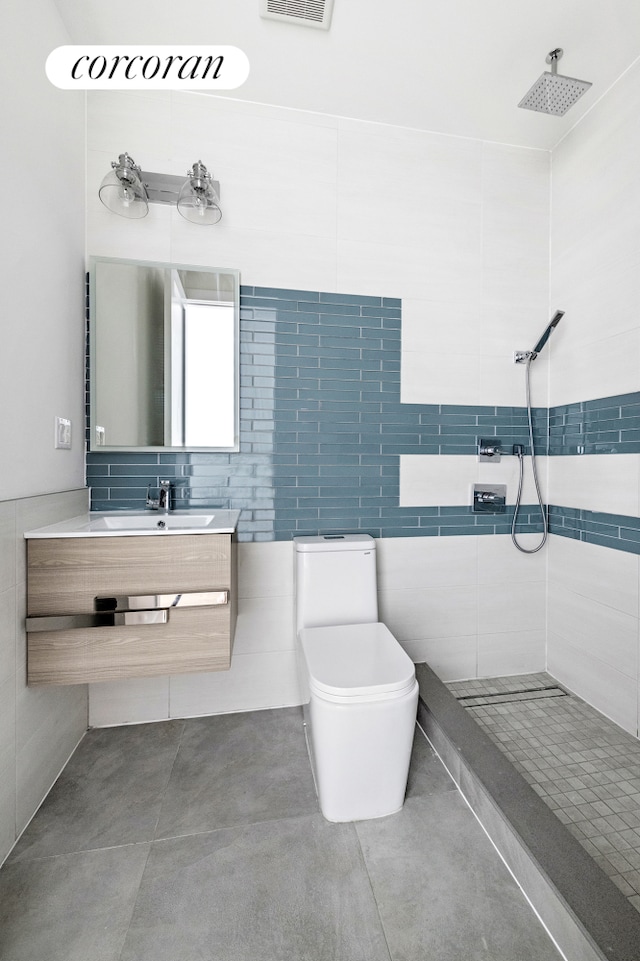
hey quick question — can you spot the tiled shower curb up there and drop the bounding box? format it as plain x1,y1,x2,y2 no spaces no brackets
415,663,640,961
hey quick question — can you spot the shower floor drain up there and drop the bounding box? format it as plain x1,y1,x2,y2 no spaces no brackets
455,685,568,709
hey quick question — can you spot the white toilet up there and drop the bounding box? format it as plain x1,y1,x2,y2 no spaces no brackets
294,534,418,822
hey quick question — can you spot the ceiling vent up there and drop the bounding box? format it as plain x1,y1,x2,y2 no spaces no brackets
260,0,334,30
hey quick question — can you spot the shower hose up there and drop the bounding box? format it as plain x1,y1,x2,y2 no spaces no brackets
511,354,547,554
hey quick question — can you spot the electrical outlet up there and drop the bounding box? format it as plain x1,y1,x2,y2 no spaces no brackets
95,426,106,446
54,417,72,449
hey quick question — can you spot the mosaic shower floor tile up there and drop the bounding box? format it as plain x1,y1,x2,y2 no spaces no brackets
447,672,640,913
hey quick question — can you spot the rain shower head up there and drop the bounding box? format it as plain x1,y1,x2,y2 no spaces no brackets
518,49,592,116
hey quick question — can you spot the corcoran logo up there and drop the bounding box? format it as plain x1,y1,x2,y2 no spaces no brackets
46,46,250,90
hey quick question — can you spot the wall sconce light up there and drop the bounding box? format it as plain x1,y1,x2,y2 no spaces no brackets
177,161,222,225
98,153,222,225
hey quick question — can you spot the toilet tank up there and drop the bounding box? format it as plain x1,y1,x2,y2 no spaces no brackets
294,534,379,631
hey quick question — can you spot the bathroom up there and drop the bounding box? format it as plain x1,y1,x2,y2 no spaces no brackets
3,0,640,958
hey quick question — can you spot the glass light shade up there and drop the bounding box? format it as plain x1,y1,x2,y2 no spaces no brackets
177,165,222,226
98,169,149,219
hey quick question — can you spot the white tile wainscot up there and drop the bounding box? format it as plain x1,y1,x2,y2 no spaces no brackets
377,534,547,683
546,534,640,737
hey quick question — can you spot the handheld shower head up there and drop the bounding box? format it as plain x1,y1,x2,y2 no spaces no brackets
531,310,564,359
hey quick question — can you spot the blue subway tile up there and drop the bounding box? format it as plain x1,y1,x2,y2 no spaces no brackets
242,295,298,311
90,283,640,546
361,305,401,318
584,532,640,554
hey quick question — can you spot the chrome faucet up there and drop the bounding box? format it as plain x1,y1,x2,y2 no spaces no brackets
146,480,172,513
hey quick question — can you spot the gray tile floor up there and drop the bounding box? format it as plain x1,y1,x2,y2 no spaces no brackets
0,707,562,961
447,673,640,915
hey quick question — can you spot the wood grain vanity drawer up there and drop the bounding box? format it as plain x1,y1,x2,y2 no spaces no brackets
26,533,237,686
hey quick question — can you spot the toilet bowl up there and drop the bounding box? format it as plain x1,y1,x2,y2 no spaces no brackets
294,535,418,822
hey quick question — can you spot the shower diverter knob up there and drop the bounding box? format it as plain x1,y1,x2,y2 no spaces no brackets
472,484,506,514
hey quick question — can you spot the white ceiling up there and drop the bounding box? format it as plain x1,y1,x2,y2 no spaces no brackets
52,0,640,150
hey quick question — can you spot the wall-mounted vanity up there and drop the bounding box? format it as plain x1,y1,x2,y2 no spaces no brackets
24,511,239,686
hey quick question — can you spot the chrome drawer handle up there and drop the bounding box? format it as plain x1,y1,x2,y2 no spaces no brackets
26,590,229,633
26,610,168,632
94,590,229,612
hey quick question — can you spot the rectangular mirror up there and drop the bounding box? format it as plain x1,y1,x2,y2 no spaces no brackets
89,257,240,451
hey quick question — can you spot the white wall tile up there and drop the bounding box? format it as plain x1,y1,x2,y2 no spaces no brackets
0,589,16,689
477,533,547,584
172,98,339,189
15,677,87,758
551,61,640,408
237,541,294,599
88,677,170,727
376,535,477,591
169,651,300,717
337,125,482,250
548,584,638,679
481,205,549,309
549,328,640,408
400,455,471,507
478,302,554,360
402,636,477,682
15,697,87,835
218,177,338,238
0,503,15,592
400,454,549,508
478,631,546,678
478,582,546,635
0,756,15,865
548,454,640,517
548,535,639,618
548,632,638,737
0,676,15,784
378,585,477,642
401,351,482,406
481,143,550,211
171,221,339,293
338,121,483,204
233,595,295,655
547,47,640,734
549,268,640,351
86,90,172,158
337,237,480,304
401,300,482,355
0,489,90,857
2,0,85,503
479,352,549,409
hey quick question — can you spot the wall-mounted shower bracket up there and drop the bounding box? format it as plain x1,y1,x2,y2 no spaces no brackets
514,351,534,364
479,438,505,462
473,484,506,514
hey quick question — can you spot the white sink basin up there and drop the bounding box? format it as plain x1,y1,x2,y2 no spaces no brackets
24,510,241,539
93,513,217,531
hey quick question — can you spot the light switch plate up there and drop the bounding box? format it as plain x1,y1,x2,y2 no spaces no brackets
55,417,72,449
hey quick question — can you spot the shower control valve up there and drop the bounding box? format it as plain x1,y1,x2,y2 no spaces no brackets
472,484,506,514
478,438,506,462
476,491,499,504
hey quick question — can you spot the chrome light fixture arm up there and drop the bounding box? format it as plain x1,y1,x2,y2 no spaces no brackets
99,152,222,225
